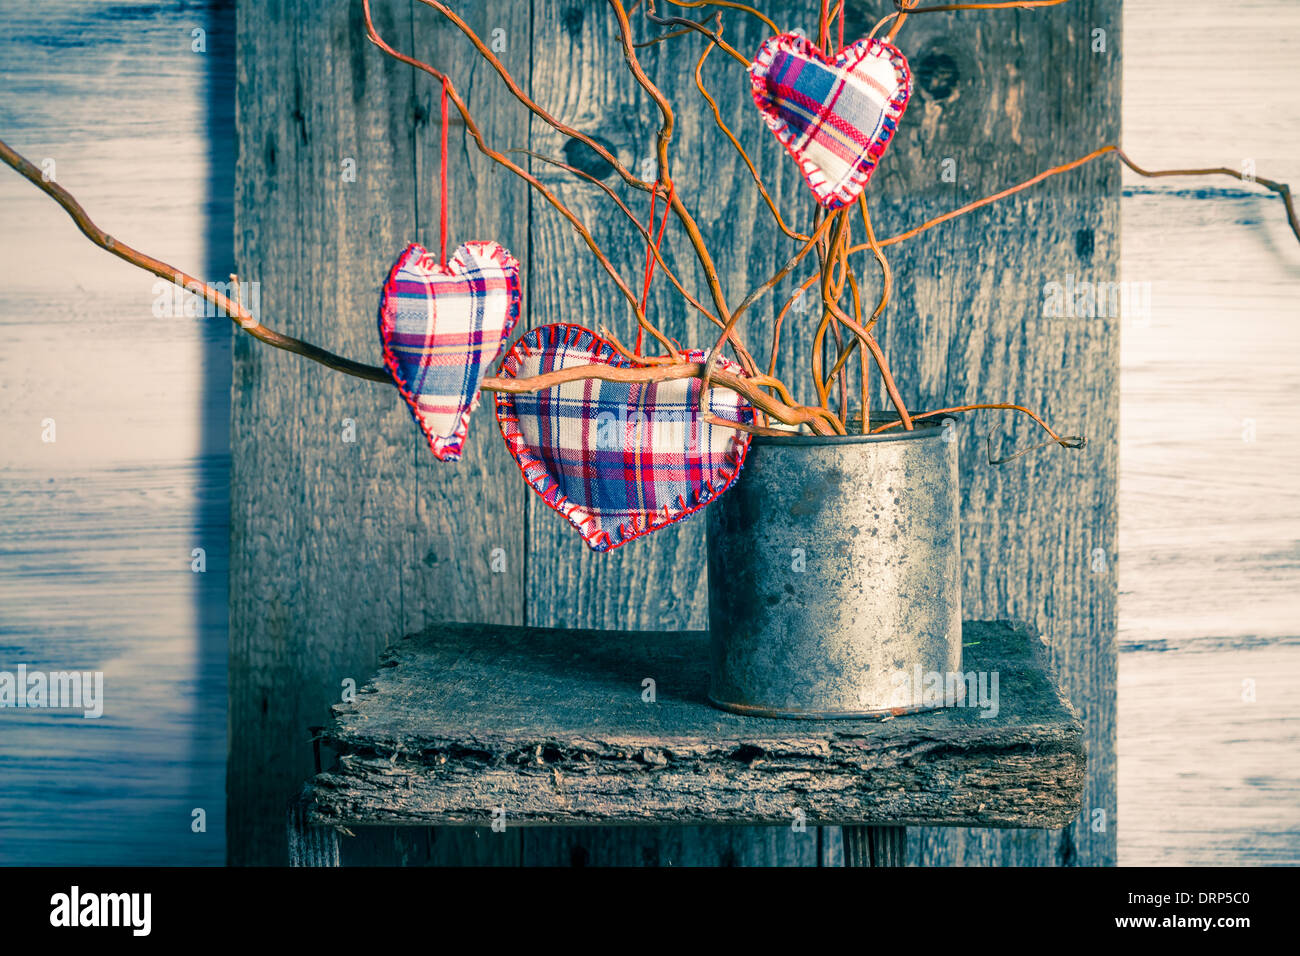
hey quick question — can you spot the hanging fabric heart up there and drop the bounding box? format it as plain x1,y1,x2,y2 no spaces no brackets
378,241,521,462
749,32,912,210
495,324,754,553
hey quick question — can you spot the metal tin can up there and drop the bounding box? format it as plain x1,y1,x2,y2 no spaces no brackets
706,419,962,718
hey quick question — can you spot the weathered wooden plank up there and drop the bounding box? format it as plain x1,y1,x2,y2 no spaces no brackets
305,621,1085,829
234,0,1117,868
1119,0,1300,867
858,0,1121,866
230,0,422,865
519,825,820,866
404,5,530,638
288,795,341,867
393,0,533,868
340,823,522,867
843,826,907,867
518,0,832,866
231,0,529,866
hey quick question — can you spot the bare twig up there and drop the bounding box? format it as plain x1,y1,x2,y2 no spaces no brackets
695,36,809,241
644,4,751,66
600,323,842,434
859,144,1300,255
482,360,841,435
701,216,836,410
903,0,1072,13
871,403,1083,449
516,149,722,328
985,423,1077,465
823,294,914,430
1116,149,1300,246
869,145,1119,252
0,137,391,383
706,414,802,437
886,0,1073,44
416,0,649,194
662,0,779,33
364,0,683,360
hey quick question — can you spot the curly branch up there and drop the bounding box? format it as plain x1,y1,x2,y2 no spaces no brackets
871,403,1084,452
516,148,721,328
885,0,1073,43
695,36,809,241
823,291,914,430
608,0,754,376
662,0,779,33
364,0,683,360
1115,148,1300,245
855,145,1300,256
701,215,836,408
416,0,649,195
644,4,750,66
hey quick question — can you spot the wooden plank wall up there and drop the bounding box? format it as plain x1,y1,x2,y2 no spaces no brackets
230,0,531,865
866,1,1121,866
231,0,1118,866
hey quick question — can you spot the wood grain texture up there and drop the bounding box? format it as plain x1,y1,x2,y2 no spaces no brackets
843,826,907,866
390,0,533,868
0,0,234,866
303,621,1085,829
858,0,1121,866
232,0,1117,866
517,0,833,866
230,0,417,865
1118,0,1300,866
230,0,528,865
288,796,341,866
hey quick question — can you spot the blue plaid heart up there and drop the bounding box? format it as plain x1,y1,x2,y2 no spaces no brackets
750,33,912,210
379,241,521,461
495,324,754,552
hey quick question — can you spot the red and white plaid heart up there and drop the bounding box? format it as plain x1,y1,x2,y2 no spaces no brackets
495,323,754,552
750,32,912,210
378,241,521,461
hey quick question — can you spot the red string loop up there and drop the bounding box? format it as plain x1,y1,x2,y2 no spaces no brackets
439,78,449,268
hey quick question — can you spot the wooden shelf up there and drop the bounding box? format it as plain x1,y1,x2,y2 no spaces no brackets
297,620,1085,833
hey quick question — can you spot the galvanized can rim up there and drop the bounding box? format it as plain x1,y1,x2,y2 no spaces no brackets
753,415,957,446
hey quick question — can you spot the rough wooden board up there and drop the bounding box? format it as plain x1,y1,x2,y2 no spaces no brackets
519,825,821,866
0,0,233,865
844,826,908,867
304,621,1084,829
230,0,528,866
849,0,1121,865
395,0,532,868
230,0,419,866
518,0,827,867
404,4,530,638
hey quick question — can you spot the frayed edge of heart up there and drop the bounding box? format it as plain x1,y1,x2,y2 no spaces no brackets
749,32,913,210
494,322,754,553
378,241,522,462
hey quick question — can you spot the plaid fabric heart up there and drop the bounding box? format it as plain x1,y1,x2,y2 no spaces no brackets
750,33,912,210
495,324,754,553
379,241,521,461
